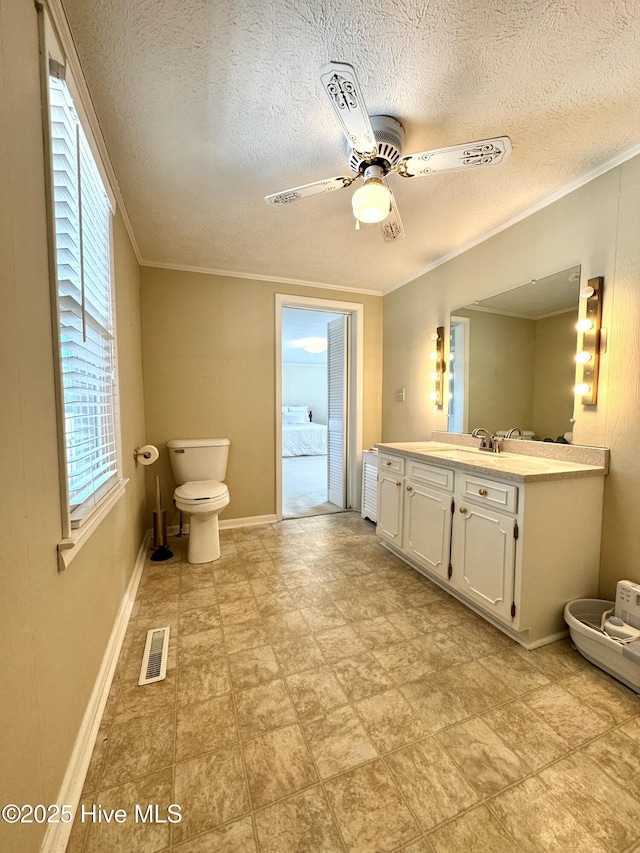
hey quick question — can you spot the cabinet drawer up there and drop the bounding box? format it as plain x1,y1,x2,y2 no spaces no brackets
379,454,405,476
407,460,454,492
459,474,518,513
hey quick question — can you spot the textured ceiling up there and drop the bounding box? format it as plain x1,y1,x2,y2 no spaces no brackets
61,0,640,294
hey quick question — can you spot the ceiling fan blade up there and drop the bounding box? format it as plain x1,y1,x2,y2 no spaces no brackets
319,61,377,158
265,175,356,206
380,189,405,242
397,136,512,178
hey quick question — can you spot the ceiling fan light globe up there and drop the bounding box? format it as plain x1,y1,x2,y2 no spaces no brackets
352,179,391,224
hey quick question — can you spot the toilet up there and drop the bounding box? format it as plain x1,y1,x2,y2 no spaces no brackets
167,438,230,563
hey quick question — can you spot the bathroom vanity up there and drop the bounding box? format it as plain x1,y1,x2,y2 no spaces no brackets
376,436,608,648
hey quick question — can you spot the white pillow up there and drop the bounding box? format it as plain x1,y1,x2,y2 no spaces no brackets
287,405,309,414
283,412,307,424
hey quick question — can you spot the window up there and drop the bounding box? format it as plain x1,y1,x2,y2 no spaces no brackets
48,72,120,528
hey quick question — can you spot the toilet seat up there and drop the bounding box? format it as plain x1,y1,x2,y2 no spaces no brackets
174,480,229,514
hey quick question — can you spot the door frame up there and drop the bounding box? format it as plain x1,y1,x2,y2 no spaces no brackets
275,293,364,521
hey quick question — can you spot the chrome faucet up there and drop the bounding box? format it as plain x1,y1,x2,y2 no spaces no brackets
471,427,494,452
505,427,523,439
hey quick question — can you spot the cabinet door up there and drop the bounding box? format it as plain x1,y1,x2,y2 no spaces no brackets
451,502,516,622
377,472,404,545
404,483,452,581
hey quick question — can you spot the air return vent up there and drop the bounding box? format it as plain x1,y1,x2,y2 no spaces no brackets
138,627,170,685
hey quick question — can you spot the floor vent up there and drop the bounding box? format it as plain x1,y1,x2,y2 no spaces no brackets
138,626,170,685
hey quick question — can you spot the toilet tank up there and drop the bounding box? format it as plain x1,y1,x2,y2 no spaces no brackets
167,438,230,484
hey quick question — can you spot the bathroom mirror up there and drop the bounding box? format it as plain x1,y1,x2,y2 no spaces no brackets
448,266,580,441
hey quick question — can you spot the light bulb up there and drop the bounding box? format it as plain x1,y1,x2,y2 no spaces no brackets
351,179,391,224
575,351,592,364
576,318,594,332
430,371,439,380
429,391,438,400
574,382,591,395
429,352,439,361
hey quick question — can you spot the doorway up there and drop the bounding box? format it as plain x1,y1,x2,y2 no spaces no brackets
275,294,364,521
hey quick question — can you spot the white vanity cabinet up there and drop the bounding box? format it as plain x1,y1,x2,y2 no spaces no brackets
377,453,405,544
403,460,454,582
376,444,606,648
450,473,518,623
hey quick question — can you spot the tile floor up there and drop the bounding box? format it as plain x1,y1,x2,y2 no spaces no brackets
67,512,640,852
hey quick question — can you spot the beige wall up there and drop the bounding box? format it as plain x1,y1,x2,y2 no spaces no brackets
0,3,148,851
383,160,640,598
140,267,383,524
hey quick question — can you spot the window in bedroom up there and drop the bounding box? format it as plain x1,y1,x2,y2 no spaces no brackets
47,66,121,533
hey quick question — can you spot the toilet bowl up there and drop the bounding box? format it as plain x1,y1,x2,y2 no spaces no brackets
168,438,231,564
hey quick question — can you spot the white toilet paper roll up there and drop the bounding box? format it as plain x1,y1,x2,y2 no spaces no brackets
136,444,159,465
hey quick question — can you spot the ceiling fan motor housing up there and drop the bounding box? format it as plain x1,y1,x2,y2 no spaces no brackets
349,115,405,175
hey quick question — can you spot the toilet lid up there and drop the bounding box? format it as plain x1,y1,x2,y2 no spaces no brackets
175,480,228,501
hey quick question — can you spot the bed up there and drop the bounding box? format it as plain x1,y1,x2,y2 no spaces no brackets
282,406,327,457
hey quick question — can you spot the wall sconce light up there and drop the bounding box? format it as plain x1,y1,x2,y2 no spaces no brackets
574,276,603,406
428,326,445,407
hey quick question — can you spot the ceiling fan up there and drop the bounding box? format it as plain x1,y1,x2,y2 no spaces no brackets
265,61,511,242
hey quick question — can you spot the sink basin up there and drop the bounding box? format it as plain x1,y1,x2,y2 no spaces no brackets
419,447,557,472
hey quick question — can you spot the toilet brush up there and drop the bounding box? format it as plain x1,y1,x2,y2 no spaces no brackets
151,474,173,562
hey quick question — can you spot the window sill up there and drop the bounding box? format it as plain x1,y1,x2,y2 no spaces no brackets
57,478,129,570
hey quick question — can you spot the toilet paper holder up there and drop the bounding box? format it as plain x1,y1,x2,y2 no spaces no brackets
133,444,159,465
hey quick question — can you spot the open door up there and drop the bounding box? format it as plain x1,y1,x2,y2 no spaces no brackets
327,315,348,508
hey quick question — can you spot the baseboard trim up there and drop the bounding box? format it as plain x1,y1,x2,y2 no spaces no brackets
41,531,150,853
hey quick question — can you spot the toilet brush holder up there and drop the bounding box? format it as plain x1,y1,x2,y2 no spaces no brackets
151,475,173,562
152,509,168,549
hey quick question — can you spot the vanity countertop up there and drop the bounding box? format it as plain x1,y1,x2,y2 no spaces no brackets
376,440,608,482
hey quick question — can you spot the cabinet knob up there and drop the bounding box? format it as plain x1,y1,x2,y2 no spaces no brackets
406,486,413,492
396,481,402,487
386,461,392,466
478,488,487,496
459,507,468,514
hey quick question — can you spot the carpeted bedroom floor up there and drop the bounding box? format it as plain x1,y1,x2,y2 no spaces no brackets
282,455,346,519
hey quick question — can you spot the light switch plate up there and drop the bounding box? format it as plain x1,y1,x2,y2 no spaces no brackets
395,387,405,402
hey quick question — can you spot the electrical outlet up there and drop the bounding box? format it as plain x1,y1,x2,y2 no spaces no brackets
395,387,405,402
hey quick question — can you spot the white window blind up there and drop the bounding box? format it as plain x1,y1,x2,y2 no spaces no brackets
49,75,119,527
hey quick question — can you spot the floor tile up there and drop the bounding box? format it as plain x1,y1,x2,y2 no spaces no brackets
301,603,348,632
356,688,431,753
324,760,421,853
175,693,238,761
315,625,368,662
272,636,326,675
436,717,530,796
227,644,281,690
234,679,297,739
352,615,405,649
223,619,270,654
427,804,520,852
524,683,611,744
178,656,230,706
488,775,608,852
560,670,640,725
301,705,378,778
479,647,552,695
172,815,256,852
254,786,345,852
179,627,225,664
82,768,173,853
370,640,434,684
286,666,349,717
385,737,480,832
173,745,250,843
482,698,571,770
100,708,174,787
178,605,220,636
539,751,640,850
243,723,318,809
332,652,395,701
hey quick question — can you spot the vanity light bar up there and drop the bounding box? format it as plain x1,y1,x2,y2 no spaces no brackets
430,326,446,408
575,276,603,406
